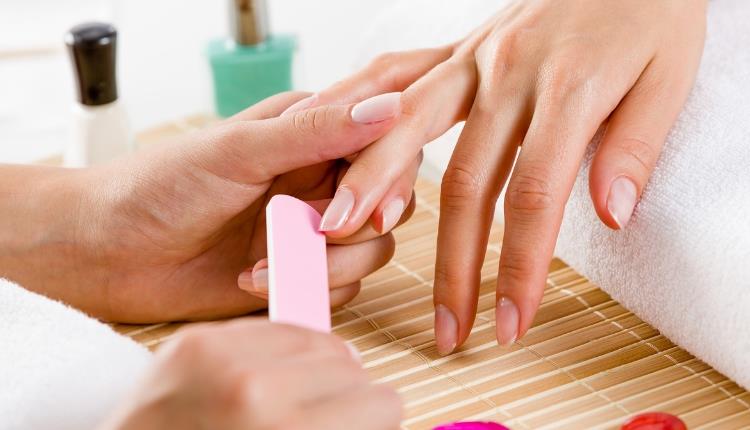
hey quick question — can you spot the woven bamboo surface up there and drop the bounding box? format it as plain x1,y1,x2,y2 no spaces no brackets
112,116,750,430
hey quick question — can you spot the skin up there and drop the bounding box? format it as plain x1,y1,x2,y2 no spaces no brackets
297,0,708,353
98,320,402,430
0,92,417,323
0,93,409,428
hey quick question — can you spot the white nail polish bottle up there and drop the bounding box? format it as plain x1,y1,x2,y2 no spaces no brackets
64,23,132,167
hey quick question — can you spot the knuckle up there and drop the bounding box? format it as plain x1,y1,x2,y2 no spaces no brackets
369,52,400,72
434,264,465,292
398,89,421,121
368,52,402,88
475,27,531,88
498,249,534,285
440,163,487,208
540,53,592,102
481,29,521,71
612,137,657,175
292,105,335,137
505,167,555,215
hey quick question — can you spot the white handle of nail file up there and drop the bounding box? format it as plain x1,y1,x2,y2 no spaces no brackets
266,195,331,333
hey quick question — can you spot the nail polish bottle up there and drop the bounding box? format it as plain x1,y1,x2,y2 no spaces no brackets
64,22,132,167
207,0,296,117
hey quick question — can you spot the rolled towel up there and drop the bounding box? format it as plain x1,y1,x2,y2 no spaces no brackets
556,1,750,389
358,0,750,388
0,279,153,430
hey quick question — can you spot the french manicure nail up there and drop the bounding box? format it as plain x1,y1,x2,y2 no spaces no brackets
380,199,405,233
251,268,268,292
495,296,519,347
281,93,318,117
607,176,638,229
351,92,401,124
435,304,458,356
319,188,355,232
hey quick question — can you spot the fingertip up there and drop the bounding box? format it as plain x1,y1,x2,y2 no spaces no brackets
495,296,520,347
589,163,639,230
319,187,355,233
378,198,405,234
435,304,459,356
589,156,622,230
238,269,254,292
238,259,269,295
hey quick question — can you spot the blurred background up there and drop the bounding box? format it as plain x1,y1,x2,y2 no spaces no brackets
0,0,401,163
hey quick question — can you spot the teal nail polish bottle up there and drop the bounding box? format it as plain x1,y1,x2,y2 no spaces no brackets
207,0,296,117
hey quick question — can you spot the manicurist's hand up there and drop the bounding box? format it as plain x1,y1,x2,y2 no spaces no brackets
0,91,417,322
99,320,402,430
294,0,708,353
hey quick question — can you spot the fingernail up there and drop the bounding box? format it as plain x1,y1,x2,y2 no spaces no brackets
251,268,268,292
351,92,401,124
281,93,318,117
435,304,458,356
238,270,254,291
380,198,405,233
607,176,638,229
319,188,355,232
346,342,362,364
495,296,519,347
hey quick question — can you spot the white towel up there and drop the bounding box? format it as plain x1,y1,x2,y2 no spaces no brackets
358,0,750,389
556,1,750,389
0,279,153,430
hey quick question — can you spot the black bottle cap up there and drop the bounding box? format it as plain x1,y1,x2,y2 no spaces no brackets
65,22,118,106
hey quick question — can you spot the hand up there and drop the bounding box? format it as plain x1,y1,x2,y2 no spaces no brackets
295,0,707,352
1,91,416,322
99,320,402,430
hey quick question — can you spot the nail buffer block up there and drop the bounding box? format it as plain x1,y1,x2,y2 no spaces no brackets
266,195,331,333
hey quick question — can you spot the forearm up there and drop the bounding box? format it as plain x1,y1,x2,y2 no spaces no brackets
0,164,92,292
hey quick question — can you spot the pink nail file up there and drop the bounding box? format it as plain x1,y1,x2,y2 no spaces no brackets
266,195,331,333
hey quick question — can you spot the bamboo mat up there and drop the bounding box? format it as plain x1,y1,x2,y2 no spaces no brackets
111,116,750,430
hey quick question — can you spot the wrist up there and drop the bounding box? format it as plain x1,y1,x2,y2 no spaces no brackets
0,164,101,300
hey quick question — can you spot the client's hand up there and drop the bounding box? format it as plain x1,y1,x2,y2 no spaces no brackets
288,0,708,352
1,91,415,322
99,320,402,430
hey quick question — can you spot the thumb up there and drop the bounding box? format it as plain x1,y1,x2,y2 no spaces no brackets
209,92,402,184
